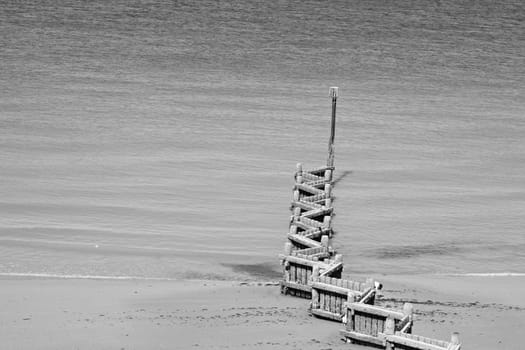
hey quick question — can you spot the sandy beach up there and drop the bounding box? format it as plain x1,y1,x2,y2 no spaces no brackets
2,1,524,349
1,275,523,350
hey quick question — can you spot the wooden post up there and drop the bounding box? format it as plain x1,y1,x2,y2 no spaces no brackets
325,169,332,182
321,235,330,248
283,261,290,282
293,207,301,221
324,183,332,208
289,224,297,235
284,242,293,256
335,254,343,264
346,292,355,330
296,163,303,184
403,302,414,333
293,189,300,201
311,265,320,308
324,183,332,197
327,87,338,167
403,303,413,318
323,215,331,227
385,317,395,350
451,332,460,345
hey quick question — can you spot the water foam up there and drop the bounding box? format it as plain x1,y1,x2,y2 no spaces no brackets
441,272,525,277
0,272,176,281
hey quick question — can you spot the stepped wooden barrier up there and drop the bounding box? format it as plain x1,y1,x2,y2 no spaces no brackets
278,87,461,350
340,301,414,346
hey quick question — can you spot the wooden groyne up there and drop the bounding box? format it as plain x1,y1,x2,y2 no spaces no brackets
278,87,462,350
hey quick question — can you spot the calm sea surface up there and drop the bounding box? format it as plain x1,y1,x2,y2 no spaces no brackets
1,0,524,280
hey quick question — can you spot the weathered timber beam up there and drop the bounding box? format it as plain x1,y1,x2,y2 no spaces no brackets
300,216,324,228
399,317,412,334
307,165,335,176
303,227,331,239
312,281,360,296
386,334,450,350
278,254,329,269
302,207,333,219
340,330,385,347
291,219,312,231
281,281,312,293
288,233,321,248
319,262,343,277
290,200,321,211
311,308,342,322
358,288,375,304
295,183,322,195
301,173,322,182
301,193,327,203
348,303,404,320
305,179,330,188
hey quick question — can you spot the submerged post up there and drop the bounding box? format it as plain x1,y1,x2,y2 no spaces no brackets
327,87,338,167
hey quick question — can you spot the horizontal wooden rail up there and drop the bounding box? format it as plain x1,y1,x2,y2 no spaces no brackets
340,302,414,347
385,332,461,350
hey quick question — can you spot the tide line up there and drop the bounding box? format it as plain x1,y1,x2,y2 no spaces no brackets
0,272,176,281
440,272,525,277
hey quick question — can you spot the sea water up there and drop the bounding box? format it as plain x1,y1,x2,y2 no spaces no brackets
1,0,524,280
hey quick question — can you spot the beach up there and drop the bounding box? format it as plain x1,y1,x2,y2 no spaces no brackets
1,0,524,348
1,274,524,349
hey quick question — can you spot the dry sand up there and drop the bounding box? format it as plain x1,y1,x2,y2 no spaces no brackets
1,275,523,349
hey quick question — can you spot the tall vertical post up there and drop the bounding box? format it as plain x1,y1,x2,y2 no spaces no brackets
327,87,338,167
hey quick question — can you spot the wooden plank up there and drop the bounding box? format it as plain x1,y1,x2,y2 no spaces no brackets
326,292,334,313
355,314,361,332
301,192,327,203
319,262,343,277
319,290,325,311
295,265,301,284
371,316,378,337
301,172,322,181
295,183,322,195
302,207,333,219
286,234,322,248
348,303,405,320
307,165,334,176
303,227,331,239
291,219,314,231
300,216,324,228
301,265,307,285
359,288,375,304
282,281,311,292
312,281,353,297
280,254,328,268
386,334,448,350
311,308,342,322
306,267,311,284
365,314,372,335
290,200,321,211
340,330,385,347
335,292,342,315
378,319,385,336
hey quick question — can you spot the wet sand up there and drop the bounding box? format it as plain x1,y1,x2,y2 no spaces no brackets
1,275,523,349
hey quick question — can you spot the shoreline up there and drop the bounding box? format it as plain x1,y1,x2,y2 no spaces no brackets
1,274,523,349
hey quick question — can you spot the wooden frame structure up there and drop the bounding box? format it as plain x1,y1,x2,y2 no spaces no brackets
277,88,461,350
310,274,378,321
340,302,414,347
